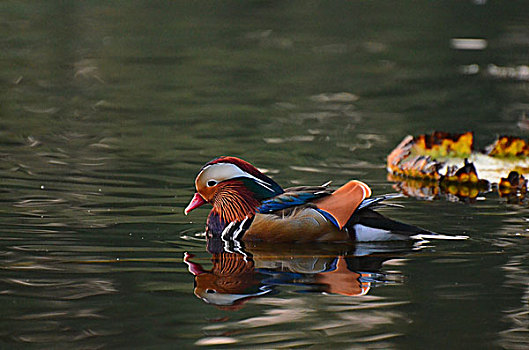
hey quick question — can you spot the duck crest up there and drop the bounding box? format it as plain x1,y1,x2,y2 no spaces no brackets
204,156,284,197
206,156,264,178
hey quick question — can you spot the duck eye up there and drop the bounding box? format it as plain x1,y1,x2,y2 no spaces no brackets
207,180,218,187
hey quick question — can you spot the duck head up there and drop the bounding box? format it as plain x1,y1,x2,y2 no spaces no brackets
184,252,269,309
184,156,284,223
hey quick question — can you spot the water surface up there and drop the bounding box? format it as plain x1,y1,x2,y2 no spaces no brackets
1,1,529,348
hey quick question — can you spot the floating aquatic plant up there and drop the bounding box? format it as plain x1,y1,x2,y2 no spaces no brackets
387,131,529,202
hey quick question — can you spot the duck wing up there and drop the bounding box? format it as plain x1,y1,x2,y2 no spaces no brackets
257,185,331,213
257,181,372,231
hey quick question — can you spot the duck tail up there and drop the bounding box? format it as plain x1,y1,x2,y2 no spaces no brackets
348,209,468,242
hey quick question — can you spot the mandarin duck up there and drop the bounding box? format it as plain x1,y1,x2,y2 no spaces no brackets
185,156,464,243
184,247,395,307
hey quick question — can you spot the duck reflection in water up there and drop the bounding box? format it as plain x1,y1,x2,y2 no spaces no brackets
184,237,412,309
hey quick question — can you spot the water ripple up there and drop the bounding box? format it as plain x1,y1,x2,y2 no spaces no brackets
1,278,117,300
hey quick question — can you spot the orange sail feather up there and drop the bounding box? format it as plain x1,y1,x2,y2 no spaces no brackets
314,180,371,229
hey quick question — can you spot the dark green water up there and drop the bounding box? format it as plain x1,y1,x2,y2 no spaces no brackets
1,1,529,348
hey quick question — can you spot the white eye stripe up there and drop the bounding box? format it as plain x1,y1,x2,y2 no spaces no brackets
198,163,274,192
